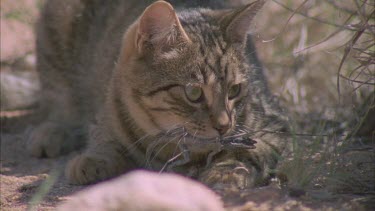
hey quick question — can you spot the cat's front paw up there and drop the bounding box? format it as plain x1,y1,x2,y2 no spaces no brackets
66,154,119,185
26,122,67,158
199,160,257,190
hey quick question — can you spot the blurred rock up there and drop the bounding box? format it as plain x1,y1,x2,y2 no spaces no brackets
0,0,40,62
58,170,224,211
0,68,40,110
0,19,35,62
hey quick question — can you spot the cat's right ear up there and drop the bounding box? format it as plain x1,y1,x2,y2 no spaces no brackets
136,0,191,54
220,0,265,46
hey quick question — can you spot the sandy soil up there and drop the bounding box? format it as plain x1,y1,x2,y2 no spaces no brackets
1,129,372,211
0,132,84,210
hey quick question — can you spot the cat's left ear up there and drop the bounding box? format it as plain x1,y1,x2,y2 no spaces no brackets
136,0,191,54
220,0,265,45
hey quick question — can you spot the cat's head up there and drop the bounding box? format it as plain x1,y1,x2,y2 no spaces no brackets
118,0,265,141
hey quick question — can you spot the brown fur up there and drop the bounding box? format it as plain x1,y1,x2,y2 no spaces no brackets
29,0,290,190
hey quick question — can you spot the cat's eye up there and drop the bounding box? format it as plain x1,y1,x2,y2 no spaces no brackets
228,84,241,100
185,85,203,103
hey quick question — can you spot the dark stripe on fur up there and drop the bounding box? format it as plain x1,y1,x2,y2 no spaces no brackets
113,91,139,142
132,89,162,130
146,84,180,96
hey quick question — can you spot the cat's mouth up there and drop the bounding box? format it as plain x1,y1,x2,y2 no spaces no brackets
184,133,220,143
176,131,257,150
160,128,220,145
158,127,256,150
174,133,257,152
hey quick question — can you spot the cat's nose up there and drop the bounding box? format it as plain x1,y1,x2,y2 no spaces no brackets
214,123,231,136
211,111,231,136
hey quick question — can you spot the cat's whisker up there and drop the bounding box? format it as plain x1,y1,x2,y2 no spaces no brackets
149,134,181,165
145,124,189,168
145,131,176,168
222,132,248,140
238,124,287,136
157,131,188,173
171,132,188,157
145,138,163,169
159,132,191,173
142,122,189,165
169,132,188,165
159,150,185,174
191,129,199,144
125,133,152,154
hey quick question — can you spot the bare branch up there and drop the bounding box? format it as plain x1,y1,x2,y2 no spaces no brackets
272,0,357,31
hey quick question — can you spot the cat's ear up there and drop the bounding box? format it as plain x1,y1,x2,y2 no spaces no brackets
220,0,265,45
136,0,191,54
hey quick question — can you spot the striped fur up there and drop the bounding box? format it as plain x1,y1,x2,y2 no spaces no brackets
29,0,290,189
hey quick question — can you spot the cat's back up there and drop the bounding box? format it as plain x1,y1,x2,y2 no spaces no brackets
30,0,158,157
37,0,151,117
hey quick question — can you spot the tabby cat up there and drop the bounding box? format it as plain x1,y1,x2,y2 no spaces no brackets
28,0,289,189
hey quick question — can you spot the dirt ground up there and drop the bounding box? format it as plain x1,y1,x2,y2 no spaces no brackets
0,132,83,210
1,129,373,210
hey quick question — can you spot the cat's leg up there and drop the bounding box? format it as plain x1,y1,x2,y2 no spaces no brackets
26,121,85,158
66,125,137,185
66,140,136,185
26,51,85,158
27,0,89,158
199,133,286,190
26,54,85,158
198,150,263,190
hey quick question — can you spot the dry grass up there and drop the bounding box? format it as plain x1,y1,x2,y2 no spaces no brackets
253,0,374,202
256,0,373,116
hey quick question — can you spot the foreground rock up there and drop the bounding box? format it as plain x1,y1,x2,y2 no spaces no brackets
58,170,224,211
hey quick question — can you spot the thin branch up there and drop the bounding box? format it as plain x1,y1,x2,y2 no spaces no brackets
263,0,309,42
326,0,357,15
336,9,374,102
352,78,375,92
340,74,375,85
272,0,357,31
294,12,355,54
